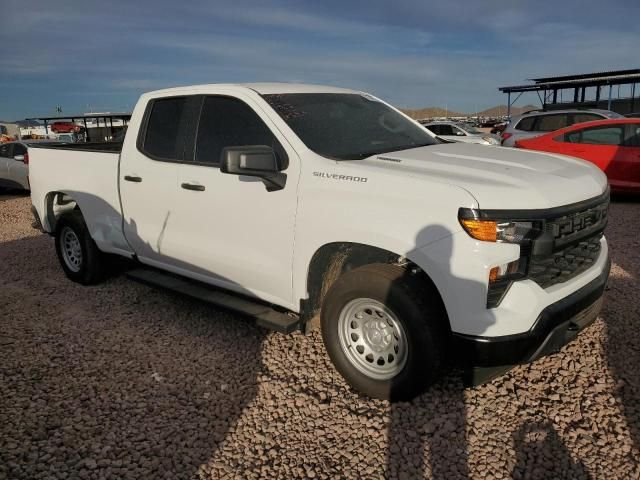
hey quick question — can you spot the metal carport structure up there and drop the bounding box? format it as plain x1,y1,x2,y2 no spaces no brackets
499,69,640,117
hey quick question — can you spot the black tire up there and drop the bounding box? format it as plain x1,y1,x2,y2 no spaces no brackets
54,210,105,285
320,263,448,401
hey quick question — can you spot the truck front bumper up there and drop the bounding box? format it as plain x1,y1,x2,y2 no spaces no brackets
452,255,610,368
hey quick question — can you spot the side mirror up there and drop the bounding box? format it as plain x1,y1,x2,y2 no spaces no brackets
220,146,286,191
14,155,25,162
455,131,466,136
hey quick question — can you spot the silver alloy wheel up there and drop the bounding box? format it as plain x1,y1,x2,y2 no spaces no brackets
337,298,408,380
61,226,83,273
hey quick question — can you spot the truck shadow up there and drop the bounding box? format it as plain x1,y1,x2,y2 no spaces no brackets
385,225,488,479
384,224,589,479
0,232,267,480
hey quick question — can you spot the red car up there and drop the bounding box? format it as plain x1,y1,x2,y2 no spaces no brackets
50,122,82,134
515,118,640,194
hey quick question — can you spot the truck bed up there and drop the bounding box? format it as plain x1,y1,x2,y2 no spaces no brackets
29,144,132,256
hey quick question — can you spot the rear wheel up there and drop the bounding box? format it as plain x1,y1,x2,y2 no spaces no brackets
55,210,105,285
321,263,447,401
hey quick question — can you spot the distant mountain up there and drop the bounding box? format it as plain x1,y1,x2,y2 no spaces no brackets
403,107,467,119
401,104,539,119
475,104,538,117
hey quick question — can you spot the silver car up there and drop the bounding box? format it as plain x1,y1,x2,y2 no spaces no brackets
0,140,59,191
500,109,622,147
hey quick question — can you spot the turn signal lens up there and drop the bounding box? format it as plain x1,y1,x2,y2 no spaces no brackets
489,266,499,282
460,219,497,242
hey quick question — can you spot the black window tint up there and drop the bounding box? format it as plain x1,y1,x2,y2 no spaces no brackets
13,144,27,155
439,125,455,136
536,114,568,132
143,97,188,160
516,117,535,131
427,125,443,135
0,144,9,157
570,113,602,125
195,96,280,166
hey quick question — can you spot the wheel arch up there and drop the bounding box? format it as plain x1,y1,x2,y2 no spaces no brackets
301,241,451,332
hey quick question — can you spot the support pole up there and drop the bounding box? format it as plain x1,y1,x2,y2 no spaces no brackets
608,84,613,111
507,92,511,118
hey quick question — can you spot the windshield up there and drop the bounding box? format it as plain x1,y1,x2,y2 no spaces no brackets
460,124,481,134
263,93,437,160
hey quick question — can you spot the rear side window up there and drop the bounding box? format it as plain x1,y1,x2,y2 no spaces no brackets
13,144,27,155
570,113,602,125
0,144,10,157
195,96,283,166
515,117,535,131
564,126,625,145
142,97,189,161
536,114,568,132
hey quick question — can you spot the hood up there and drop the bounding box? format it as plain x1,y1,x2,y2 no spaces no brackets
364,142,608,210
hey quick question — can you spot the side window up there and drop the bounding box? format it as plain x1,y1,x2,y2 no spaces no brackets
195,96,283,166
570,113,602,126
141,97,189,161
535,114,568,132
579,126,624,145
515,117,535,131
564,126,625,145
434,124,454,136
0,144,10,158
427,125,443,135
13,144,27,155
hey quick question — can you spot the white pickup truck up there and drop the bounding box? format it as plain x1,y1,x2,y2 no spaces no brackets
29,83,611,400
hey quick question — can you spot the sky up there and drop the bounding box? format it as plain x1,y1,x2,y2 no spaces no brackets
1,0,639,120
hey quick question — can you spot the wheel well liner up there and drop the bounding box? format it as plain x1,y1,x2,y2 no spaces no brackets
302,242,450,332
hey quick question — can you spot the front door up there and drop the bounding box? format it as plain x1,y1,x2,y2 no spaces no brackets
172,93,300,309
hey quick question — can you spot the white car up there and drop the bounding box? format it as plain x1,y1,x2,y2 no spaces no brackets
421,121,500,145
0,140,59,191
28,83,610,400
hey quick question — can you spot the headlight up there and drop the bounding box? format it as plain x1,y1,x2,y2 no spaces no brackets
459,218,540,244
458,211,543,308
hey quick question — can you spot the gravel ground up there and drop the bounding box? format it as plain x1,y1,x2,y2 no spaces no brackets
1,192,639,480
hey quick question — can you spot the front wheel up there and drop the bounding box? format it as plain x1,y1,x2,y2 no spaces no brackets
55,210,105,285
321,263,448,401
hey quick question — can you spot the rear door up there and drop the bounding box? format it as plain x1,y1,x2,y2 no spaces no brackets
120,95,201,267
562,124,627,183
623,123,640,188
172,93,300,308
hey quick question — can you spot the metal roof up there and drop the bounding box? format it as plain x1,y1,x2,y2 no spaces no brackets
531,69,640,83
499,68,640,93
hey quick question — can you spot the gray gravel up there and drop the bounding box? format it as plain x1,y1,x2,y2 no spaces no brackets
1,192,639,479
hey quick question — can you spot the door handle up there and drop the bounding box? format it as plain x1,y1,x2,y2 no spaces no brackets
181,182,205,192
124,175,142,183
